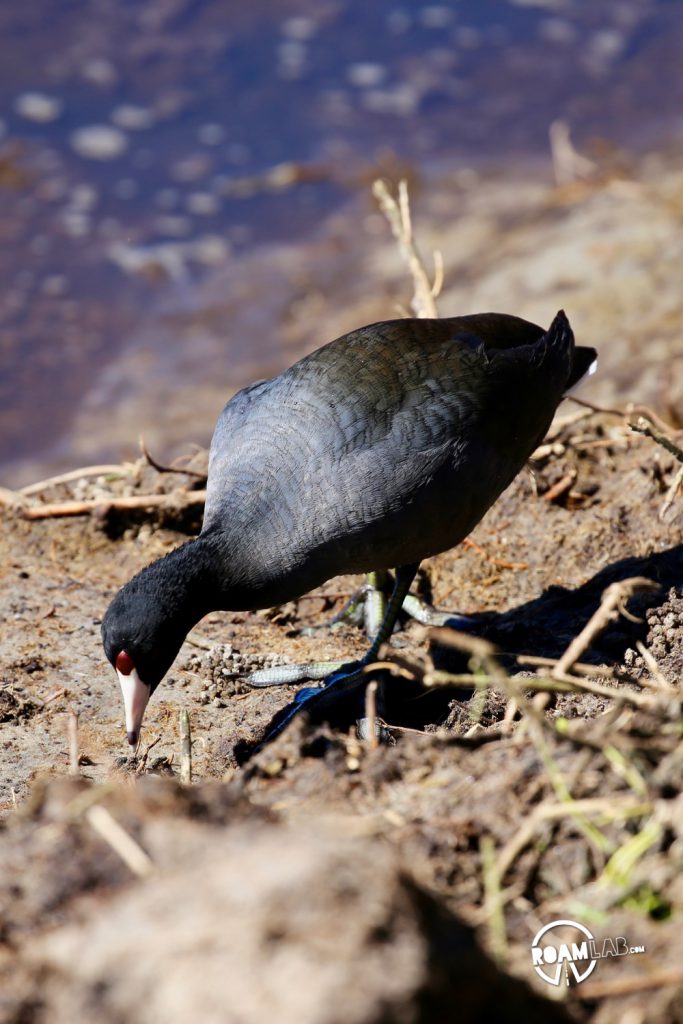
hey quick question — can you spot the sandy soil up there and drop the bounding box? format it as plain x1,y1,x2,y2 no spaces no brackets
1,155,682,1023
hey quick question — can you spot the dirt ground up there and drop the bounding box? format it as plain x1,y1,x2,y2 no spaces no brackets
1,157,683,1023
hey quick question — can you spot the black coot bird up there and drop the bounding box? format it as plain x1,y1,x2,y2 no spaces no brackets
102,310,596,746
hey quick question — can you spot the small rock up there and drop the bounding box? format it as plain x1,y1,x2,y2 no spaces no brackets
70,125,128,161
14,92,63,123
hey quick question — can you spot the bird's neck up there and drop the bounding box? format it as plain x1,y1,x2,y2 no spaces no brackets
141,533,230,631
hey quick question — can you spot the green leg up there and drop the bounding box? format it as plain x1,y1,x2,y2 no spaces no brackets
247,564,417,688
249,564,421,752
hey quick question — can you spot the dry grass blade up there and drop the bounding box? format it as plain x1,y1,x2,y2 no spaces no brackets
660,462,683,521
86,804,154,878
364,681,379,751
481,834,507,965
67,711,79,776
635,641,676,693
179,709,192,784
495,797,652,881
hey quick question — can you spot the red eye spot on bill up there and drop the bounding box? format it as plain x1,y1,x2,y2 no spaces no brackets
116,650,136,675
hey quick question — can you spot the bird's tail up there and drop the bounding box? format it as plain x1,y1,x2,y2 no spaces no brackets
540,310,597,394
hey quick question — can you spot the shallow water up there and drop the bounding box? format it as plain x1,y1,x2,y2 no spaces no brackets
0,0,681,482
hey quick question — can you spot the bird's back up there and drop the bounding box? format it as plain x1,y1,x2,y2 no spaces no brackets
203,312,588,605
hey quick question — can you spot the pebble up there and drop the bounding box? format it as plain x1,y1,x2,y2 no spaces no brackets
418,7,453,29
347,63,386,88
111,104,155,131
281,16,317,41
14,92,63,123
82,57,118,86
197,123,225,146
186,192,220,216
70,125,128,161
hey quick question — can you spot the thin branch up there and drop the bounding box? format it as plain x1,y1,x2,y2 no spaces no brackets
630,417,683,463
139,435,207,480
552,577,659,678
430,249,444,299
424,666,653,710
580,969,683,999
516,654,616,678
21,490,207,520
372,178,440,319
542,470,576,504
19,464,134,496
567,396,678,435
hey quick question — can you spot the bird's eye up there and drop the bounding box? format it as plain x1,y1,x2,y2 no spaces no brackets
116,650,136,675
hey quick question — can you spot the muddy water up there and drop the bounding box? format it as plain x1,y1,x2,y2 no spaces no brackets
0,0,681,483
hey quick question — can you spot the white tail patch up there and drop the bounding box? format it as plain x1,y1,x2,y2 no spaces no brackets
563,356,598,397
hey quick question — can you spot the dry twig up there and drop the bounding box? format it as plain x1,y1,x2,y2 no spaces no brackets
630,416,683,462
19,464,135,496
139,435,207,480
548,119,597,186
542,470,577,504
580,970,683,1000
372,178,442,319
21,490,207,520
552,577,658,678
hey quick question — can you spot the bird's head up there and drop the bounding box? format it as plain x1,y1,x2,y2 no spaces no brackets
101,567,191,747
